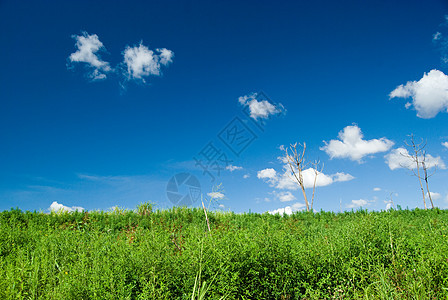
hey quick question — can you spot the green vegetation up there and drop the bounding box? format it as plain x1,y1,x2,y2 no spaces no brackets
1,205,448,299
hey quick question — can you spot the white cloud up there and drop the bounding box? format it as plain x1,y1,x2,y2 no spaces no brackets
268,202,305,215
258,166,354,191
68,32,173,87
442,142,448,149
427,192,441,200
332,172,355,182
49,201,84,213
207,192,225,199
389,70,448,118
275,170,299,190
300,168,334,188
384,200,393,210
226,165,243,172
122,42,174,83
68,32,112,80
385,147,446,170
157,48,174,65
321,125,394,162
257,168,277,185
243,174,250,179
347,199,369,209
425,153,444,168
238,93,285,120
373,187,381,192
274,191,296,202
384,148,411,170
433,17,448,64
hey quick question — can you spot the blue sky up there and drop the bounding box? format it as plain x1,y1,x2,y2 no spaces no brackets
1,0,448,213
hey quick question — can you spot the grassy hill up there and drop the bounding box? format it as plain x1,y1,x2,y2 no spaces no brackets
1,206,447,299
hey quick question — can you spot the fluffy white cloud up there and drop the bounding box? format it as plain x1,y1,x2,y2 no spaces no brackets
49,201,84,213
321,125,394,162
157,48,174,65
243,174,250,179
385,147,446,170
68,32,174,87
238,93,285,120
384,148,411,170
122,42,173,82
226,165,243,172
207,192,225,199
347,199,369,209
257,168,277,184
301,168,333,188
442,142,448,149
268,202,305,215
389,70,448,118
275,191,296,202
275,170,298,190
373,187,381,192
332,172,355,182
258,166,354,191
427,192,441,200
68,32,112,80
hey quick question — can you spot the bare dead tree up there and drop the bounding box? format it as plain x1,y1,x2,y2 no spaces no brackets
401,134,437,210
284,142,323,212
285,143,309,211
401,134,427,209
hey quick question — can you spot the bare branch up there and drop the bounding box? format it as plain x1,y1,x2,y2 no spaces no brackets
284,142,310,211
403,134,428,209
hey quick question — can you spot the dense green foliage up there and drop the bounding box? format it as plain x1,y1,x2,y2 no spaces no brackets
1,206,448,299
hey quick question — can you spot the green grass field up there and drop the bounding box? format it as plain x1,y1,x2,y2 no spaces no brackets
1,206,447,299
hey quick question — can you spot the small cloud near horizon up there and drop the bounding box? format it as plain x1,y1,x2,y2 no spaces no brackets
346,199,369,209
49,201,84,213
268,202,305,215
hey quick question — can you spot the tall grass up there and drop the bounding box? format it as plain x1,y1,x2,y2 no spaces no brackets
0,206,447,299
